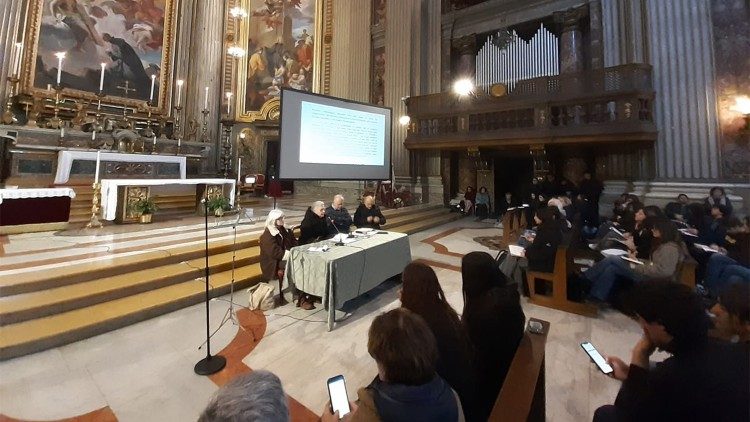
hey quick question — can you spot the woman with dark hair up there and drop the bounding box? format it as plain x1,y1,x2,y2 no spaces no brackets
352,308,464,421
585,218,687,302
461,252,525,420
400,262,477,420
500,206,562,286
618,205,664,259
474,187,491,219
462,186,476,215
704,186,733,216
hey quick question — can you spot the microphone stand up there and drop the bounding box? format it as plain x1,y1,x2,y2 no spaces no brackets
194,199,227,376
328,216,345,246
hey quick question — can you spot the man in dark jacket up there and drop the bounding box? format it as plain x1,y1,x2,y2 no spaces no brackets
299,200,329,244
353,195,386,229
594,282,749,422
325,194,352,236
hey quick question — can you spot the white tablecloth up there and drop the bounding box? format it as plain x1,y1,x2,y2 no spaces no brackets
54,151,187,184
101,178,236,220
0,188,76,204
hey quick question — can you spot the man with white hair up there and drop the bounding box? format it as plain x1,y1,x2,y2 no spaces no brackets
199,370,289,422
325,194,352,236
300,200,328,244
259,209,297,307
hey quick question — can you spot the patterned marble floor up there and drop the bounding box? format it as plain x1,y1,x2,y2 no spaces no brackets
0,217,669,422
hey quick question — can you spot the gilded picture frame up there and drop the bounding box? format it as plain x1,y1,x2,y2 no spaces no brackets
19,0,178,114
230,0,331,123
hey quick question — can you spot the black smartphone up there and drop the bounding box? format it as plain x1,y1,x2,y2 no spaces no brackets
327,375,351,417
580,341,614,375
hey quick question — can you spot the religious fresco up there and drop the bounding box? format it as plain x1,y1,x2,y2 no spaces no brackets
372,0,386,26
242,0,317,112
370,47,385,106
711,0,750,180
22,0,177,110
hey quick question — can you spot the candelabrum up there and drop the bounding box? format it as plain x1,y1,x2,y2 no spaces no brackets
2,75,20,125
47,84,65,129
220,119,234,178
86,182,103,229
200,108,210,142
173,105,182,155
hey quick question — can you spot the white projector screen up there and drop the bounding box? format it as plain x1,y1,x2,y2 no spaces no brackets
279,89,392,180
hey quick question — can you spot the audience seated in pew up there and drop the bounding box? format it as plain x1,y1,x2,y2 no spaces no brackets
704,253,750,297
710,281,750,345
611,205,663,259
474,187,491,220
399,262,478,421
594,282,749,422
704,186,733,217
337,308,465,422
664,193,691,220
353,195,386,230
500,206,563,288
583,218,687,303
461,252,525,421
299,200,329,244
199,370,290,422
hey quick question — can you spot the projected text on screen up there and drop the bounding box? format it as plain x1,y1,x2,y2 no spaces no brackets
299,101,385,166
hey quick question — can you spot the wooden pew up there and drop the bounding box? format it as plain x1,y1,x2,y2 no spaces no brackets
501,208,527,247
525,247,598,317
489,318,550,422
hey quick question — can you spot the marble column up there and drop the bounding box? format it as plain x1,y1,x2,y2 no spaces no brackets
185,0,225,174
589,1,604,70
329,0,371,103
555,8,586,74
451,35,477,80
171,0,197,137
0,0,25,102
602,0,649,67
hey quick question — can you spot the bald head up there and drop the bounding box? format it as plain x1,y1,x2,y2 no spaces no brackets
332,195,344,210
364,195,374,209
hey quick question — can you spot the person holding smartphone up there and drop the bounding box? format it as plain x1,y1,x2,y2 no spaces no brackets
593,282,749,422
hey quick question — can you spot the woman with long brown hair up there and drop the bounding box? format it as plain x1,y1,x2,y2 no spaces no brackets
400,262,477,420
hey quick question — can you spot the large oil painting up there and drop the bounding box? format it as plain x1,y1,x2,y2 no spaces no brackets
23,0,176,109
237,0,323,118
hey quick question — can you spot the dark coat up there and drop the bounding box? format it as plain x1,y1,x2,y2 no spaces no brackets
462,285,525,420
362,376,460,422
325,206,352,236
526,221,563,272
353,204,387,229
299,207,329,244
259,226,296,281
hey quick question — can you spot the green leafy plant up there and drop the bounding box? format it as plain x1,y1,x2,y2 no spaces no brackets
205,196,231,213
130,198,158,215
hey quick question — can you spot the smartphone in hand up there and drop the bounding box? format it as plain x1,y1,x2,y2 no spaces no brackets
327,375,351,417
581,342,614,375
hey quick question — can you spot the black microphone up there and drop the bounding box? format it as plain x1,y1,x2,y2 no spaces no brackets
328,216,345,246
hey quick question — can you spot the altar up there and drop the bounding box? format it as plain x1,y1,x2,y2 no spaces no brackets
54,151,187,184
0,188,76,234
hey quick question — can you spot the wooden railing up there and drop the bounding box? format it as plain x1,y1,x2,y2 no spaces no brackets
404,64,656,149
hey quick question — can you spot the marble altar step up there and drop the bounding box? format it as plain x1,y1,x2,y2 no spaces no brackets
381,207,453,229
390,209,463,235
67,193,197,224
0,246,261,325
0,263,264,360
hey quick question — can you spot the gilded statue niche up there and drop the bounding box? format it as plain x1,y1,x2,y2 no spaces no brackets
227,0,332,123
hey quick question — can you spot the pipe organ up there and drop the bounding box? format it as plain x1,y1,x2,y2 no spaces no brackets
476,24,560,93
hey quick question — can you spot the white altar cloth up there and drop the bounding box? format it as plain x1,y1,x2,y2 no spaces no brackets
0,188,76,204
54,151,187,184
101,178,236,220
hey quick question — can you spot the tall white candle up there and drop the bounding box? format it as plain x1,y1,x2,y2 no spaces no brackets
94,151,101,183
226,92,232,115
178,138,181,148
11,43,22,77
99,63,106,91
204,87,209,110
92,130,96,141
176,79,184,107
55,52,66,84
149,74,156,101
237,157,242,182
153,135,156,147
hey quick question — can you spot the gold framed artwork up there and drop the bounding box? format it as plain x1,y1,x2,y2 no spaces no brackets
231,0,331,123
20,0,178,113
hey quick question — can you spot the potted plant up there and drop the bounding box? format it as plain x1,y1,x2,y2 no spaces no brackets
206,196,231,217
131,198,158,223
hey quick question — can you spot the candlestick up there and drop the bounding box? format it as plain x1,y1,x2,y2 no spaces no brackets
99,63,106,91
54,52,66,84
176,79,184,107
204,87,209,110
94,150,101,183
225,92,232,115
149,74,156,101
86,182,103,229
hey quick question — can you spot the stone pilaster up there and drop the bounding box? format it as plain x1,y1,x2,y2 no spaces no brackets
555,7,587,74
451,35,477,80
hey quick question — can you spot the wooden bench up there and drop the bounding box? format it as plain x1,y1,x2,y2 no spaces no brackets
489,318,550,422
526,247,598,317
501,208,528,247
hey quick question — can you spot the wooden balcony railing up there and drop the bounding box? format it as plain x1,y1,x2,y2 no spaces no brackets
404,63,657,149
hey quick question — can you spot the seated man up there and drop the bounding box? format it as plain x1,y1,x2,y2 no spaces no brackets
325,194,353,236
199,370,289,422
299,200,329,244
353,194,386,229
664,193,690,220
594,282,749,421
711,282,750,344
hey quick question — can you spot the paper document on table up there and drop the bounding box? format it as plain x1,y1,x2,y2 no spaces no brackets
308,245,330,252
509,245,525,257
354,228,374,234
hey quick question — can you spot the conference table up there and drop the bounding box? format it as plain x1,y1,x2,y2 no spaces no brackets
284,231,412,331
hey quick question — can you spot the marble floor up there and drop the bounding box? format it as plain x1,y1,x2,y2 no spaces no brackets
0,217,669,422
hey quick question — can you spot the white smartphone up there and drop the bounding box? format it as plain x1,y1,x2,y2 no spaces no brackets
581,342,614,375
327,375,351,417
